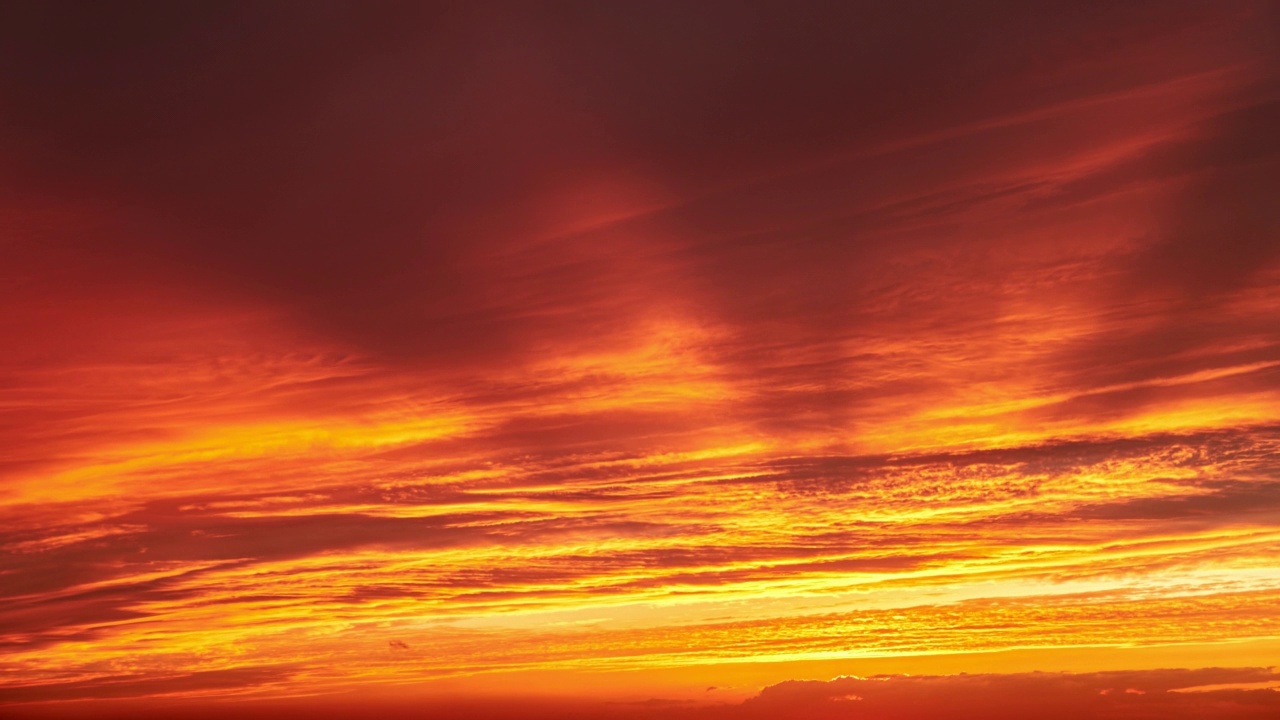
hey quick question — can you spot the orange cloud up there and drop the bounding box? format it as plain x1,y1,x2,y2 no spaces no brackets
1,0,1278,714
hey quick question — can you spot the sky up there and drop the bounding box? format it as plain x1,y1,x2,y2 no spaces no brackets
1,1,1279,717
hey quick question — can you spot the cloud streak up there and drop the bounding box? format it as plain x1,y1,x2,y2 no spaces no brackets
1,0,1278,712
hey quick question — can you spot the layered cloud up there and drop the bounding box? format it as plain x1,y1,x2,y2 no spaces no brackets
4,668,1279,719
1,0,1278,713
730,668,1280,720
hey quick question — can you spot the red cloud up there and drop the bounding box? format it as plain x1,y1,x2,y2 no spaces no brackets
729,668,1280,720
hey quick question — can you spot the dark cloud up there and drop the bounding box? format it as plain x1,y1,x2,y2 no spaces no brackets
768,425,1280,492
1036,97,1280,410
0,665,296,704
729,668,1280,720
1071,480,1280,521
1026,99,1280,215
1,1,1267,371
1126,100,1280,300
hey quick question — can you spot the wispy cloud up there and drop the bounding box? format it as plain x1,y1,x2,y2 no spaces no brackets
1,0,1277,710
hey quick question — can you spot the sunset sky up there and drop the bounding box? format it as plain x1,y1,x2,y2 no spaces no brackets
2,1,1279,718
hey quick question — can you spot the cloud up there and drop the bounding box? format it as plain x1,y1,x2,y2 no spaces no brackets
3,668,1278,719
1,1,1268,375
4,421,1278,656
727,668,1280,720
0,666,296,705
0,0,1278,708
